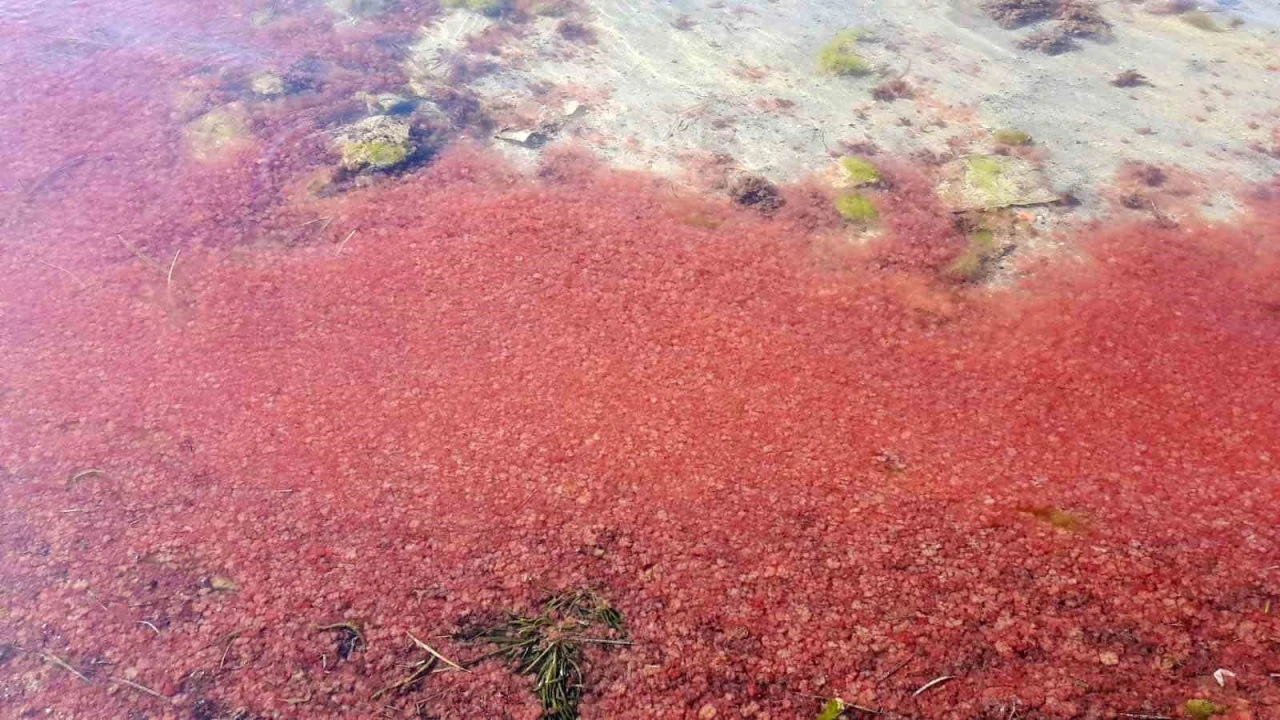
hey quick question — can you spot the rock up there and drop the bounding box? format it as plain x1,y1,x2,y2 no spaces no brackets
727,174,785,214
334,115,415,172
357,91,415,115
183,104,250,162
935,155,1058,212
250,71,286,98
327,0,387,19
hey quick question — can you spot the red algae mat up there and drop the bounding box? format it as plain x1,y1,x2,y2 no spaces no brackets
2,4,1280,720
2,152,1279,719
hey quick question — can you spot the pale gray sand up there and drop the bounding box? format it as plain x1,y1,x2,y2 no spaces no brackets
405,0,1279,218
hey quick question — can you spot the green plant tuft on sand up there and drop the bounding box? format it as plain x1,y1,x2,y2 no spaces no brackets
444,0,512,16
992,128,1033,146
834,194,879,224
1181,12,1223,32
818,30,871,76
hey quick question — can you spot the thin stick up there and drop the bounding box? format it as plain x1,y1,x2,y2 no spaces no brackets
372,656,437,700
166,249,180,292
336,230,356,255
112,677,168,700
42,653,91,683
911,675,954,698
37,259,88,289
1119,714,1171,720
407,632,467,672
138,620,160,634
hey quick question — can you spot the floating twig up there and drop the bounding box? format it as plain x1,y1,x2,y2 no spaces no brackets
577,637,633,646
112,676,168,700
217,630,242,670
166,249,180,292
336,229,356,255
1119,713,1171,720
876,657,913,685
284,692,312,705
42,652,91,683
314,622,366,660
36,259,88,289
407,632,467,672
115,234,164,273
138,620,160,635
911,675,955,698
69,468,106,486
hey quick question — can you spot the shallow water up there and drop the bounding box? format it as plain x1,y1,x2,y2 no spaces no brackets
1,2,1278,719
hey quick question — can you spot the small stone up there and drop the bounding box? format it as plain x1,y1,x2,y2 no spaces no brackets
1099,650,1119,666
183,104,250,162
209,575,237,592
358,92,415,115
334,115,415,172
697,704,717,719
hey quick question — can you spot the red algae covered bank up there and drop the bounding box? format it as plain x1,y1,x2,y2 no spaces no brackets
2,1,1280,720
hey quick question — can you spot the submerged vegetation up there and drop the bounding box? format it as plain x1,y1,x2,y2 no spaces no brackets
946,229,1000,282
817,30,871,75
461,590,628,720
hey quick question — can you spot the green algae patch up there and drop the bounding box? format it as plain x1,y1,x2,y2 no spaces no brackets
818,31,871,76
444,0,511,16
936,155,1057,212
835,194,879,225
1185,699,1229,720
1021,506,1086,532
183,104,250,162
838,156,882,187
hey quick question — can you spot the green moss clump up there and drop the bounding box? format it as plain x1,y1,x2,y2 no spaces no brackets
834,194,879,225
992,129,1033,146
342,141,409,170
444,0,511,16
818,31,871,76
1185,700,1228,720
816,698,846,720
839,156,882,187
1181,12,1223,32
